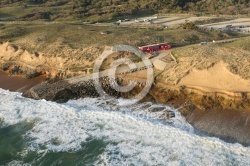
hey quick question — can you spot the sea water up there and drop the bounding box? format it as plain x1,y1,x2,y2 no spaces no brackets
0,88,250,165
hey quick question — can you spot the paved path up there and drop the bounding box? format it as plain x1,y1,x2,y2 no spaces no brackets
67,50,170,84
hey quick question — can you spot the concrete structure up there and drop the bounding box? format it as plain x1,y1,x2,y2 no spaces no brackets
153,60,167,71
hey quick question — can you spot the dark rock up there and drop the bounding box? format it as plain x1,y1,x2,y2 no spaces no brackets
54,89,75,103
22,67,41,79
1,63,10,71
148,106,166,112
9,65,21,75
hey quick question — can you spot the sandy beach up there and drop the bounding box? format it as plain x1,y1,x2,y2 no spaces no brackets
0,71,45,93
185,108,250,146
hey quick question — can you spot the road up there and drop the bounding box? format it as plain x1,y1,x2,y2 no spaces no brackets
66,37,240,84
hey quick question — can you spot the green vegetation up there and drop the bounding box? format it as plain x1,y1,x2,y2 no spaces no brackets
181,22,198,30
220,37,250,51
0,0,249,22
0,23,244,52
194,18,234,25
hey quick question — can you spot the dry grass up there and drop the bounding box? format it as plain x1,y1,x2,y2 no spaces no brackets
172,39,250,79
0,22,248,79
220,37,250,52
0,23,244,51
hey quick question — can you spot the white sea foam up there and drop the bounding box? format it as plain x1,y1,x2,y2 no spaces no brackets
6,160,31,166
0,88,250,165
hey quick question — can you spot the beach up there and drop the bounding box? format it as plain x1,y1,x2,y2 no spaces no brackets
0,71,45,93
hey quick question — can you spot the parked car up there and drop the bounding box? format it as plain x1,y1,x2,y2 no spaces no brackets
199,42,207,45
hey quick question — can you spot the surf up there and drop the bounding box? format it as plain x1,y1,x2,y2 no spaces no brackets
0,88,250,165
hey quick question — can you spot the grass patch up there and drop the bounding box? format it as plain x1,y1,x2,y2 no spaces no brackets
219,37,250,51
0,22,248,53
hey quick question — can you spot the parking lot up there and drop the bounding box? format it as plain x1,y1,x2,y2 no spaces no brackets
117,15,250,33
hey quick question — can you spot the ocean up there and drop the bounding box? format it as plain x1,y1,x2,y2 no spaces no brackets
0,88,250,165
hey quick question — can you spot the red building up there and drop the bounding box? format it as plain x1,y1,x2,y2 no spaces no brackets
138,43,171,53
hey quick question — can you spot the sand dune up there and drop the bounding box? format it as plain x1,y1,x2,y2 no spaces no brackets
178,61,250,92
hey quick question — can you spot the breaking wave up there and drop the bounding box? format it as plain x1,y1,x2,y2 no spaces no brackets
0,88,250,165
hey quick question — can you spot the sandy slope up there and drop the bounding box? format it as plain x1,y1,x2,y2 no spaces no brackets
178,61,250,92
0,41,102,77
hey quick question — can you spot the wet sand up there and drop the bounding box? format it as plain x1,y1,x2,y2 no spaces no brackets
0,71,46,93
185,109,250,146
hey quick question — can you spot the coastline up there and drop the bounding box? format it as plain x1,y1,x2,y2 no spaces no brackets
149,82,250,146
0,73,250,146
0,40,250,146
1,5,250,163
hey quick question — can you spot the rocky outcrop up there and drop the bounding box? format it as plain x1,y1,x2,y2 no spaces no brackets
25,74,250,111
22,71,250,146
147,82,250,146
24,78,122,102
0,62,42,78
